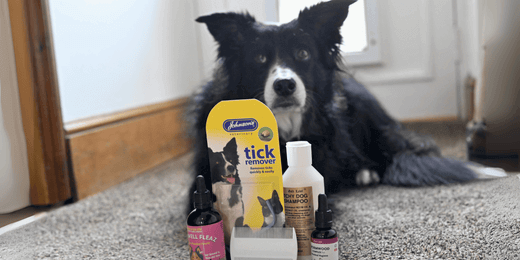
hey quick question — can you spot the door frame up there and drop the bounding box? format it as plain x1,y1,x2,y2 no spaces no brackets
8,0,71,205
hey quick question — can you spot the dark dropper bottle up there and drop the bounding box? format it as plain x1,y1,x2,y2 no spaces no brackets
311,194,339,260
186,175,226,259
187,175,222,226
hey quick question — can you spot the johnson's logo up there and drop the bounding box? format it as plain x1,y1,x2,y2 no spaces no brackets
223,118,258,132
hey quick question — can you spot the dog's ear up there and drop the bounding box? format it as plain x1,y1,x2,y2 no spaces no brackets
224,137,237,152
298,0,356,53
223,137,237,154
196,12,256,51
223,137,239,163
257,196,266,206
271,190,284,213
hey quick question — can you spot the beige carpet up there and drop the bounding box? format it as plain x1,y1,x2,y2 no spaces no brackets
1,122,519,259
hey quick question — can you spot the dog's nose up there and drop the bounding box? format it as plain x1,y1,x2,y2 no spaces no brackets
227,165,235,173
273,79,296,96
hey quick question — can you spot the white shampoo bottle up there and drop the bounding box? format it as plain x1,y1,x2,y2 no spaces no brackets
283,141,325,260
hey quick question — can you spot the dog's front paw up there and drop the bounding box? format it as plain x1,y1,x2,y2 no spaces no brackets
355,169,380,186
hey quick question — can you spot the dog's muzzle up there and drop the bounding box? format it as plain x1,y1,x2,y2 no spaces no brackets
264,64,306,111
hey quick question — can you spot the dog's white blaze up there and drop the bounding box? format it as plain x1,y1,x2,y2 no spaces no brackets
264,63,306,140
222,155,235,176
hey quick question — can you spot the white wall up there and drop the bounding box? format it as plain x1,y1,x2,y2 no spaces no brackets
50,0,467,122
48,0,487,123
0,0,31,214
48,0,203,122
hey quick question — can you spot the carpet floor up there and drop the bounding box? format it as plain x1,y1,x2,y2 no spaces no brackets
1,122,519,259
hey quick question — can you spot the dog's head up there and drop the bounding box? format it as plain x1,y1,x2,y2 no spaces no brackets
208,137,240,184
257,190,283,217
197,0,355,139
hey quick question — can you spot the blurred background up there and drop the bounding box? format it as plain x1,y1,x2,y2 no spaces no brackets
1,0,518,220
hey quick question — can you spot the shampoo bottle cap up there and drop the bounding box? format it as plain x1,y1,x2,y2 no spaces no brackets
315,194,333,229
286,141,312,167
193,175,212,209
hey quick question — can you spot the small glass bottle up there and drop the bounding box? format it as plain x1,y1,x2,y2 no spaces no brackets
187,175,226,260
311,194,339,260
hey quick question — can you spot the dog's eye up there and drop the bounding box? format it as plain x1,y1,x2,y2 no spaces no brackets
296,49,310,61
255,54,267,64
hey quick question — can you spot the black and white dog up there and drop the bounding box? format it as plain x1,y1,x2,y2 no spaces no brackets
187,0,477,211
208,137,245,244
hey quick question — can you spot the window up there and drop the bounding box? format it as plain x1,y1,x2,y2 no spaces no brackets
276,0,381,66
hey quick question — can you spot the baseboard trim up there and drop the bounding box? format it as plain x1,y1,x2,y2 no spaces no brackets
401,115,459,123
65,98,192,200
64,98,188,135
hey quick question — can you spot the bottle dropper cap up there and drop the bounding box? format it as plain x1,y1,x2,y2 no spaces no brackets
193,175,212,209
286,141,312,167
315,194,333,229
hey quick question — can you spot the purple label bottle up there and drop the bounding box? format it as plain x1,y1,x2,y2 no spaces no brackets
187,175,226,260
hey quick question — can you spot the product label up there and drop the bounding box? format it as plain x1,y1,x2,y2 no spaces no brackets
311,237,339,260
205,99,285,245
284,186,314,256
187,221,226,260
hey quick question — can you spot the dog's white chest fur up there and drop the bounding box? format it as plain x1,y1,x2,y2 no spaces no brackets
212,182,243,243
268,212,285,227
274,110,302,140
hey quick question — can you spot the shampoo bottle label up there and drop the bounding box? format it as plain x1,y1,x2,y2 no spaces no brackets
187,221,226,260
311,237,339,260
284,186,314,256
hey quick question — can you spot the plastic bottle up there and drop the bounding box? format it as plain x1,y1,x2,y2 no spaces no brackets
187,175,226,259
311,194,339,260
283,141,325,260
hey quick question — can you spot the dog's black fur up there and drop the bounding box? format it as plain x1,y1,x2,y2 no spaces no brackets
186,0,476,212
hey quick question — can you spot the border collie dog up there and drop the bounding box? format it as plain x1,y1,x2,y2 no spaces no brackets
187,0,476,210
208,137,245,244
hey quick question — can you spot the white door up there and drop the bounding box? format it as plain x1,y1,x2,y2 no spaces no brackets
0,0,31,213
352,0,461,121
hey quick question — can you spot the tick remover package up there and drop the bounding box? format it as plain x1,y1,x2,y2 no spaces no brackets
205,99,285,246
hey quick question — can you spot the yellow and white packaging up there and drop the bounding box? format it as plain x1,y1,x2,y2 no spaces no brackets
205,99,285,246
